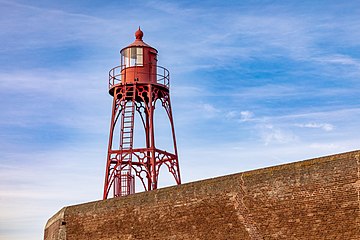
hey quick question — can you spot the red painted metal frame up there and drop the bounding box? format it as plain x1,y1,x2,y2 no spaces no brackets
103,65,181,199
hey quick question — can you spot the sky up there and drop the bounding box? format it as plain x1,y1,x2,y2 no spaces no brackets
1,0,360,239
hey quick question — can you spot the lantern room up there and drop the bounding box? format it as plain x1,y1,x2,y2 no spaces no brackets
119,27,158,85
109,27,170,95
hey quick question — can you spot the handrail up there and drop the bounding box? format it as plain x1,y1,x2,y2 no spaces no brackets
109,64,170,89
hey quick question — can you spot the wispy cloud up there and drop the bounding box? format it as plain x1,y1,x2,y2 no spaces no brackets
1,1,360,240
240,111,254,122
0,143,106,239
315,54,360,67
294,122,334,131
0,1,108,51
258,124,298,145
225,110,254,122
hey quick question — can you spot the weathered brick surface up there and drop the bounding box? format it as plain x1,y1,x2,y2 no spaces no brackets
44,150,360,239
44,207,67,240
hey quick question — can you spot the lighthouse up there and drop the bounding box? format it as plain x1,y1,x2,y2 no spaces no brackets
103,28,181,199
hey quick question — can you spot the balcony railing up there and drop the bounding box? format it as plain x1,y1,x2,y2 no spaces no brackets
109,64,170,89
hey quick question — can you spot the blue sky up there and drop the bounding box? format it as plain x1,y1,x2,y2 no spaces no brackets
1,0,360,239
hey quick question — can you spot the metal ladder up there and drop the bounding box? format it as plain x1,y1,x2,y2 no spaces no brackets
117,85,136,196
120,85,136,156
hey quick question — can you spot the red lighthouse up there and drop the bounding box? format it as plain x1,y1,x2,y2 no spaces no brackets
103,28,181,199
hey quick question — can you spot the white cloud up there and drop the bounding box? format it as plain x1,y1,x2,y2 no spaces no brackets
266,108,360,124
232,85,302,100
0,1,141,53
0,145,105,240
315,54,360,67
259,124,298,146
224,110,255,123
181,138,359,183
225,110,254,122
199,103,220,117
309,143,341,151
240,111,254,122
225,110,237,119
311,54,360,77
172,85,206,97
294,122,334,131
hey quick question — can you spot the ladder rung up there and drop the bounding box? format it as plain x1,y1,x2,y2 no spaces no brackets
121,98,135,152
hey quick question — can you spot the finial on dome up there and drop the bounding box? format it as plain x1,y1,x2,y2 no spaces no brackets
135,26,143,40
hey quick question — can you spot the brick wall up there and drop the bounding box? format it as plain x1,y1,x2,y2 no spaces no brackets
44,150,360,239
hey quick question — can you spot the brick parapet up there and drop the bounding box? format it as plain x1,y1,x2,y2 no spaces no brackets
44,150,360,239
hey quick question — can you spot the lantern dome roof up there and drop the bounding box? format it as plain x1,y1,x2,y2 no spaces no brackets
122,27,156,51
